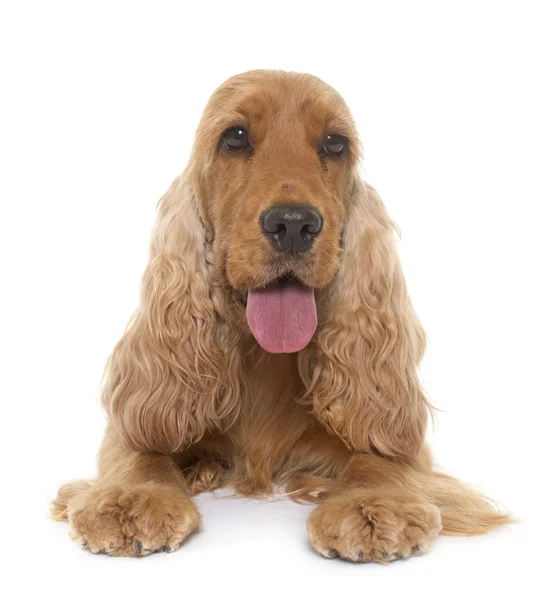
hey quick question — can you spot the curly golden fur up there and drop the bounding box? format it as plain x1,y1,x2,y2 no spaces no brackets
52,70,510,561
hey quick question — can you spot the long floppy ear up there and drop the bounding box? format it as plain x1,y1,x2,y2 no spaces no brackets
102,175,241,453
299,177,430,463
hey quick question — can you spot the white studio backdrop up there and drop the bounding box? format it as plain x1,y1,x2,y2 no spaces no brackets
0,2,538,599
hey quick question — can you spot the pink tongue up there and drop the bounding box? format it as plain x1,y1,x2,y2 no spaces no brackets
246,280,317,353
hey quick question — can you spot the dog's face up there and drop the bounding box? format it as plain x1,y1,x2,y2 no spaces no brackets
191,71,360,352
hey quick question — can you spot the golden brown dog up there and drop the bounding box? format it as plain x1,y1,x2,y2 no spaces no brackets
52,70,509,561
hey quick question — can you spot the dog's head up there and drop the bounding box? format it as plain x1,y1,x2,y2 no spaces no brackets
189,70,360,352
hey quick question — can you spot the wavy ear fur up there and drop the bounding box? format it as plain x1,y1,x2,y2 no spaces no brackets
102,175,241,453
300,177,430,463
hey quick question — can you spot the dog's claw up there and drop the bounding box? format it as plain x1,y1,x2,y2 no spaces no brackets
135,540,142,556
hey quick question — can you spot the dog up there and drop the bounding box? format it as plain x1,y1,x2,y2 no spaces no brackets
52,70,509,561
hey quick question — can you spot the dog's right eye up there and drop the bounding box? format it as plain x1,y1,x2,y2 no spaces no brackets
221,127,250,150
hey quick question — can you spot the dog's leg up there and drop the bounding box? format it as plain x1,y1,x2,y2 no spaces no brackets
307,453,442,563
53,429,200,557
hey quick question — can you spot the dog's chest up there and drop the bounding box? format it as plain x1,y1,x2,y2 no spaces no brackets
227,351,313,471
180,346,350,494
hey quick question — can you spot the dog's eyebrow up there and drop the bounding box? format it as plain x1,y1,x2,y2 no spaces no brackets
218,112,250,130
323,116,355,138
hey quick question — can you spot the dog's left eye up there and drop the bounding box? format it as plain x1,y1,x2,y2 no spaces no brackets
323,134,348,156
221,127,250,150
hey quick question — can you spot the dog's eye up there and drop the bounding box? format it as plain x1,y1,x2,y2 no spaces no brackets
323,134,348,156
221,127,250,150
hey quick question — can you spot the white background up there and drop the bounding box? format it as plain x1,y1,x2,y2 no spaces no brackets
1,1,539,598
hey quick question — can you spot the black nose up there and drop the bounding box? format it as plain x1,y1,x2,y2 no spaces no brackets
260,204,323,255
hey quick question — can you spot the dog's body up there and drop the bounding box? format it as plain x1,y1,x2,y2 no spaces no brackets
52,70,509,561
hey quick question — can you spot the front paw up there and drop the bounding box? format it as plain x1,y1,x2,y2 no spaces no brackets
67,483,200,557
307,488,442,563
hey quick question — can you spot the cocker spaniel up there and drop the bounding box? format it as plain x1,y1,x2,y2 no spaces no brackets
52,70,509,561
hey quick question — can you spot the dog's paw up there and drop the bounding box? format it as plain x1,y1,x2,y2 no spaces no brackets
307,488,442,563
67,482,200,557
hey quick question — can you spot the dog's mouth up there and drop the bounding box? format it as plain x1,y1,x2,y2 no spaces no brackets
244,276,317,354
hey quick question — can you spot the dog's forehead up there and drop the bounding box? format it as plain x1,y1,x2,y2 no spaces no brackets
206,71,355,136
